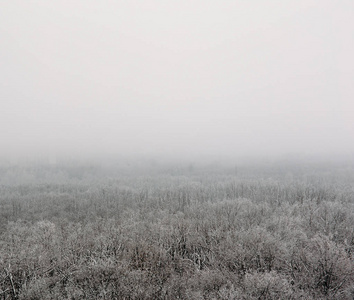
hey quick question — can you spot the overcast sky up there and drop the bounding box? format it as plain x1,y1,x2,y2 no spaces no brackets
1,1,353,161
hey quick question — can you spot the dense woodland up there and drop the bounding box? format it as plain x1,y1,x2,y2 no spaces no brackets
0,159,353,299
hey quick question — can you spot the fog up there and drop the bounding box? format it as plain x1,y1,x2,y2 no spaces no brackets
1,1,354,163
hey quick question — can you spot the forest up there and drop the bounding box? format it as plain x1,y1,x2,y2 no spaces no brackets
0,159,353,299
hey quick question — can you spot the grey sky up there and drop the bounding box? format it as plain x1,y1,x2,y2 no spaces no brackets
1,1,353,161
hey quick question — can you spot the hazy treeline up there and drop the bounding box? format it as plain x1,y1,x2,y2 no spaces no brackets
0,160,353,299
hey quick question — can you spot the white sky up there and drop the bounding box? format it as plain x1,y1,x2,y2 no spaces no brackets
1,1,353,160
